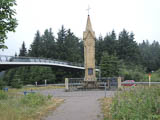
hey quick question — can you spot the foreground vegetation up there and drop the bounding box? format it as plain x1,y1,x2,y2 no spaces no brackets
101,87,160,120
0,90,63,120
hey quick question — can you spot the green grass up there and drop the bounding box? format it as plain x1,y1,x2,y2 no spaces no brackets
102,87,160,120
7,85,64,93
138,69,160,82
0,90,63,120
0,91,8,100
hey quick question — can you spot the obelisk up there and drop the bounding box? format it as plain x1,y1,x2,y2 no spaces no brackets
83,15,96,85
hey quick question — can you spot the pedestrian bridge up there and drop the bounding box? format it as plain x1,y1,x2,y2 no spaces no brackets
0,55,99,72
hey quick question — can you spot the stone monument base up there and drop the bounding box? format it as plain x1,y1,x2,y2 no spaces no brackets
83,81,98,89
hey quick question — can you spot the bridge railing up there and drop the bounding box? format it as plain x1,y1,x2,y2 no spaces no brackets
0,55,85,68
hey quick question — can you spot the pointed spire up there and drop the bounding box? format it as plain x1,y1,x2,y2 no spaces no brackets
85,15,93,31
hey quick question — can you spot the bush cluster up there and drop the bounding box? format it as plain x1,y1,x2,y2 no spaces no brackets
111,87,160,120
119,65,146,81
0,78,6,89
0,92,53,120
0,91,8,100
20,93,47,107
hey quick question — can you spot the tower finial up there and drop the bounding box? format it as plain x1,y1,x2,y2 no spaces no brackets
86,5,91,15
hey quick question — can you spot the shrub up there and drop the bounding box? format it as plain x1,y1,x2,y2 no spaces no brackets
119,65,145,81
0,91,8,100
47,94,52,100
11,78,22,88
20,93,47,107
0,78,6,89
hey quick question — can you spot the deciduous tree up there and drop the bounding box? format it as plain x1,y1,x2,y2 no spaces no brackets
0,0,18,49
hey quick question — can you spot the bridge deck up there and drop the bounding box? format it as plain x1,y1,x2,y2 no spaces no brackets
0,55,99,71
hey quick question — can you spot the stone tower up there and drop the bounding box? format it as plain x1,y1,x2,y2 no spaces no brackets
83,15,96,82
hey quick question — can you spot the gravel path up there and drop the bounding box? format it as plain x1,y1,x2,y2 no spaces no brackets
39,89,115,120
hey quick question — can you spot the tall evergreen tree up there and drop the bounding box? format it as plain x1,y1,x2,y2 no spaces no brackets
19,41,27,56
95,35,104,65
139,40,160,72
56,25,67,60
100,52,120,77
64,29,81,62
103,30,117,55
117,29,140,64
28,31,41,57
41,28,56,58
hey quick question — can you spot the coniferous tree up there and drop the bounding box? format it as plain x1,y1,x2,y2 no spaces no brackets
29,31,41,57
139,40,160,72
100,52,120,77
11,71,23,88
41,28,56,58
64,29,81,62
56,25,67,60
95,35,104,65
79,40,84,63
117,29,140,64
0,0,18,49
5,27,160,85
103,30,117,55
19,41,27,56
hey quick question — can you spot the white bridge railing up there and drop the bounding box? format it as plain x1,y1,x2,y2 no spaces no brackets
0,55,85,68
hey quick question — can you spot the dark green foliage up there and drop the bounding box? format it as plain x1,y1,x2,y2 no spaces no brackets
0,0,18,49
56,25,67,60
56,26,82,62
100,52,120,77
103,30,117,55
95,35,104,65
117,29,140,64
3,26,85,86
95,31,117,65
3,68,16,86
139,40,160,72
3,66,56,86
11,75,22,88
28,31,42,57
42,29,56,58
29,66,56,84
0,78,6,89
119,64,146,81
19,41,27,56
64,29,82,62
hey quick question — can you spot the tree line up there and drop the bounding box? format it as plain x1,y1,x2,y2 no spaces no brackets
1,26,160,88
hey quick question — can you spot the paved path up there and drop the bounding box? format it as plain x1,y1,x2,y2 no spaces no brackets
39,89,114,120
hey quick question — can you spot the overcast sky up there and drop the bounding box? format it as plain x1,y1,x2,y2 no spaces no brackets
1,0,160,56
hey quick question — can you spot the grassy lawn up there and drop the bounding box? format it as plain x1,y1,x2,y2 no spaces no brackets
0,88,64,120
101,86,160,120
7,85,64,93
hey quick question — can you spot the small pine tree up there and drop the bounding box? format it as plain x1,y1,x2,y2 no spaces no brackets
100,52,120,77
19,41,27,56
